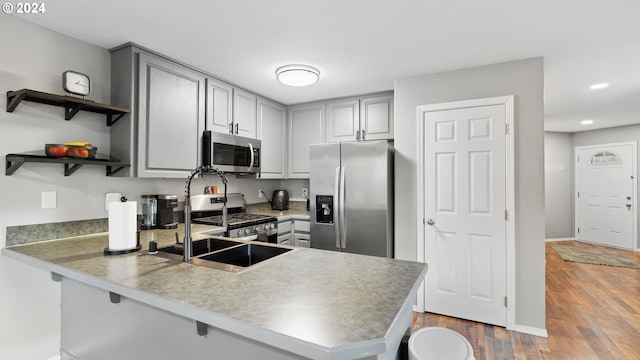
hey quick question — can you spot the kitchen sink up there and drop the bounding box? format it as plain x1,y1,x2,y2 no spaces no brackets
198,243,292,268
157,238,241,257
154,238,293,272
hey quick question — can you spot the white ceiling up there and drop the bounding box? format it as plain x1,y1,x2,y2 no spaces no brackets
12,0,640,132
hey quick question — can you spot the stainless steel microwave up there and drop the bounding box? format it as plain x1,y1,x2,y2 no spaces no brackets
202,131,260,174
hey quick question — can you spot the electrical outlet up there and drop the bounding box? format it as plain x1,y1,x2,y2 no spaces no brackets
41,191,56,209
258,189,263,198
105,192,121,211
303,188,308,198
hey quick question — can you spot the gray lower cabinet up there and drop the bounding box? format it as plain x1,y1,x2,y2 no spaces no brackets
60,278,302,360
293,219,310,247
277,219,292,245
110,44,205,178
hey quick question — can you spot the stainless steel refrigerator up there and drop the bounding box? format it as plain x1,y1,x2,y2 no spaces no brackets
310,141,393,257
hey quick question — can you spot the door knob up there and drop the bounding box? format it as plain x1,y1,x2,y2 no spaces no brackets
426,218,435,226
626,204,632,209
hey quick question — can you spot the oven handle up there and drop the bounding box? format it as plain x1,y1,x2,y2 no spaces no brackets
236,234,258,241
248,143,255,173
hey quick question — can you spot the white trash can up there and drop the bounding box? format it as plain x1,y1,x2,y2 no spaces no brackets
408,327,475,360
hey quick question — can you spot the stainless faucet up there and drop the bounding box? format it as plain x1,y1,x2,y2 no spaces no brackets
183,165,228,262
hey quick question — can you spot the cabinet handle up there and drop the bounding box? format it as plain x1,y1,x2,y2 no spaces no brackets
356,130,360,141
362,129,366,140
228,123,234,134
235,123,239,135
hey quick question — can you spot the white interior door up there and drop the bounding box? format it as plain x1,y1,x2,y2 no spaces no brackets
420,101,508,327
576,143,636,250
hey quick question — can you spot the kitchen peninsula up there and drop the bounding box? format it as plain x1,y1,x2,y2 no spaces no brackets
2,227,427,360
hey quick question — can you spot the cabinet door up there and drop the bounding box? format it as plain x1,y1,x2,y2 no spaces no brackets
206,78,233,135
233,88,257,138
288,103,325,178
138,53,205,178
278,234,291,245
296,234,311,248
257,98,287,179
359,94,394,141
326,99,360,143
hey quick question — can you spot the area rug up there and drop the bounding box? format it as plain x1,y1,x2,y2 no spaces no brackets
551,243,640,269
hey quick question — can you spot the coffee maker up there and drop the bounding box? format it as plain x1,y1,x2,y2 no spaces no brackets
142,194,178,229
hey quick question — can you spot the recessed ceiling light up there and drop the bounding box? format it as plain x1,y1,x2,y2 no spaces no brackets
589,83,609,90
581,119,594,125
276,65,320,87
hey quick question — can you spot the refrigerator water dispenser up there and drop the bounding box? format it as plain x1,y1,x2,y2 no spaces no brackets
316,195,334,223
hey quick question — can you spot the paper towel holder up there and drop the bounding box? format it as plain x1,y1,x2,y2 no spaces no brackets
104,230,142,256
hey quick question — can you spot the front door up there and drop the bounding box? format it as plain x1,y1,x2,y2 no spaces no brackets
419,99,509,327
576,143,636,250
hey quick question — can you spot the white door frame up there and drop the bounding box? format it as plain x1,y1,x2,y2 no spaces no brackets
416,96,516,331
574,142,638,251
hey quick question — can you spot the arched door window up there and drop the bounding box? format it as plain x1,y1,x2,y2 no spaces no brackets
589,151,621,165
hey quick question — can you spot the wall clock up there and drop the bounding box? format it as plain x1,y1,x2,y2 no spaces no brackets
62,70,91,96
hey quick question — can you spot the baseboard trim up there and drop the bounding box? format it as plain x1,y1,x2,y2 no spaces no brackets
545,238,575,242
514,324,548,338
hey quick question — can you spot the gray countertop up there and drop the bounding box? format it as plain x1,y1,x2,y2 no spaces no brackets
2,224,426,359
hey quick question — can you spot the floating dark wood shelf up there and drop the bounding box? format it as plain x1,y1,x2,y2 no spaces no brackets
6,89,130,126
6,153,129,177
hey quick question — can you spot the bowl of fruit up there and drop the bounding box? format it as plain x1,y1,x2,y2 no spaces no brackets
45,142,97,159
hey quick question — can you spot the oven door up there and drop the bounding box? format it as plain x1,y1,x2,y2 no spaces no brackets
203,131,260,174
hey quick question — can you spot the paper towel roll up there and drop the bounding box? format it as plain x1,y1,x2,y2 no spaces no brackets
108,201,137,251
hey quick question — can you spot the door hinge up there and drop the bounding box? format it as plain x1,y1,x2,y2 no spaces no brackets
504,210,508,221
577,192,580,198
505,123,509,134
422,218,425,225
504,296,508,307
577,227,580,233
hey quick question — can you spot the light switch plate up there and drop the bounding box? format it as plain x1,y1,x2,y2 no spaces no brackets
105,192,121,211
42,191,56,209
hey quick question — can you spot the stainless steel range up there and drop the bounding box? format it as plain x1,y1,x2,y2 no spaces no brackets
190,193,277,242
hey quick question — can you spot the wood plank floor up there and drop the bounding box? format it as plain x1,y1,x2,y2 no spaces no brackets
412,241,640,360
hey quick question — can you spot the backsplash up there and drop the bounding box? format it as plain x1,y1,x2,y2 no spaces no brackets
6,218,108,246
5,203,307,246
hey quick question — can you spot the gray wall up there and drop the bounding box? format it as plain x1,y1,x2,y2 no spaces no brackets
573,124,640,249
0,16,299,359
544,132,574,239
394,58,546,330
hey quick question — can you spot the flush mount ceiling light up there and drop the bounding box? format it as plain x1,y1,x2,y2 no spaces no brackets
276,65,320,87
589,83,609,90
581,119,594,125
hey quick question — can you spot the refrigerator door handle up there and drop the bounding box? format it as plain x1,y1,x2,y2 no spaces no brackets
339,166,346,249
334,167,341,249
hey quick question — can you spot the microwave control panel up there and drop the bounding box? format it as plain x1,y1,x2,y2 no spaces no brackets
316,195,333,224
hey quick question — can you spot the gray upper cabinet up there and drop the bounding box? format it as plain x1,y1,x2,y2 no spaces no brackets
288,103,325,178
233,88,257,139
206,78,234,135
206,80,257,139
359,93,394,141
325,93,394,143
257,97,287,179
326,98,360,143
110,45,205,178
